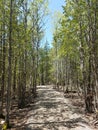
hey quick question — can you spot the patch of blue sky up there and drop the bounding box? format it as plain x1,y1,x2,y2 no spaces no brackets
43,0,65,47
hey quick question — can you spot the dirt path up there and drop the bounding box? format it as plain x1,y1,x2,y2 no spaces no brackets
24,85,96,130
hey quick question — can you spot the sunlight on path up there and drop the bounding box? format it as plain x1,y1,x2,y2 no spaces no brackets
25,85,96,130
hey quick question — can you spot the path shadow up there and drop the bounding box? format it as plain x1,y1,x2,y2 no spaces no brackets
24,117,89,130
39,101,58,109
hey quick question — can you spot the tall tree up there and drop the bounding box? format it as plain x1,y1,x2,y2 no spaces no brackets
6,0,13,126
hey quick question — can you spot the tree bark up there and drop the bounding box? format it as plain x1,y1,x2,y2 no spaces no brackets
6,0,13,127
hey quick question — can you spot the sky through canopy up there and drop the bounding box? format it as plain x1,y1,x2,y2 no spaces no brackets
44,0,65,46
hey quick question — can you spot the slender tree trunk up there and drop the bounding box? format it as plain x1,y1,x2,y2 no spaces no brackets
6,0,13,127
0,0,6,117
0,30,6,118
13,56,17,98
23,0,27,102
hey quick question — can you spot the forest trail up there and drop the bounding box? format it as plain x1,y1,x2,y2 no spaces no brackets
18,85,96,130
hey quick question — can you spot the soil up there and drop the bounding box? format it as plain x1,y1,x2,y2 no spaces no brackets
1,85,98,130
